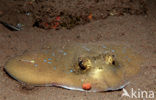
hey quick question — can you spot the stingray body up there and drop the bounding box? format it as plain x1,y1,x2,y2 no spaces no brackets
4,43,143,92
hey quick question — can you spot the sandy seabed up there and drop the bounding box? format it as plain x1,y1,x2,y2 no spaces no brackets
0,0,156,100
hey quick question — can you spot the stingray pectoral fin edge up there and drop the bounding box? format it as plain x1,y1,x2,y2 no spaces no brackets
4,66,130,92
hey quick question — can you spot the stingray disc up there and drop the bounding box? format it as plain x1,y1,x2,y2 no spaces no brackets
4,43,143,92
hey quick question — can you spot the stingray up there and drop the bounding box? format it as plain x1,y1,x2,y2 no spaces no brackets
4,42,143,92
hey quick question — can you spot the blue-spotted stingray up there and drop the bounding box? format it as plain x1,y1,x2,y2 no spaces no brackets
4,43,143,92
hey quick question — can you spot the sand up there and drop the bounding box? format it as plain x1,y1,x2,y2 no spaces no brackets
0,0,155,100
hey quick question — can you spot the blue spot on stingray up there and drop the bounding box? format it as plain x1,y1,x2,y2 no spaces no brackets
111,50,115,52
64,52,67,55
53,66,56,70
102,45,107,48
34,64,38,67
70,69,73,73
48,58,52,60
48,62,52,64
44,59,47,62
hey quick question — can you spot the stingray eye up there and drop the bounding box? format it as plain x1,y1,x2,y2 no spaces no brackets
79,61,86,70
78,58,92,70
